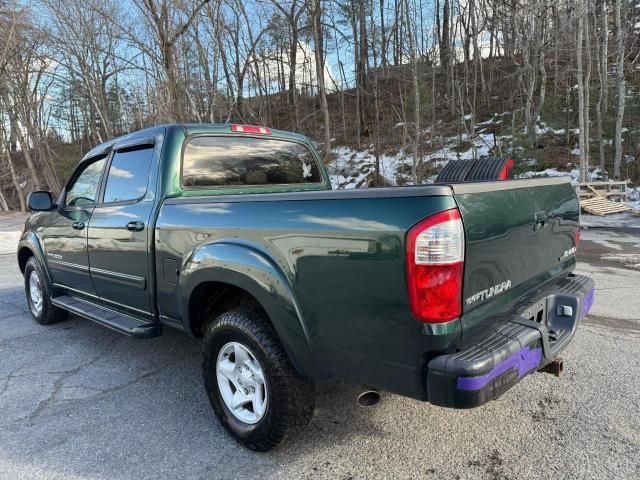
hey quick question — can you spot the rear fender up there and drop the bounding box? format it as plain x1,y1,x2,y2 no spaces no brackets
180,241,324,378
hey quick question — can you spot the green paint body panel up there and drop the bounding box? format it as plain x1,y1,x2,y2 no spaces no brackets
452,180,580,336
18,124,584,401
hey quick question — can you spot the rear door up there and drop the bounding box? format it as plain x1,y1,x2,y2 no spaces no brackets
87,142,157,319
452,178,580,322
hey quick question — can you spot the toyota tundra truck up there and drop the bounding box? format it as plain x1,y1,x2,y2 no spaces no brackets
18,124,594,451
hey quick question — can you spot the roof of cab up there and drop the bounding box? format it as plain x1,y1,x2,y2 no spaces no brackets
81,123,311,161
182,123,309,143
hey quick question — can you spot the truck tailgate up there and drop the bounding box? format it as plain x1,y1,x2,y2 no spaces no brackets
452,177,580,321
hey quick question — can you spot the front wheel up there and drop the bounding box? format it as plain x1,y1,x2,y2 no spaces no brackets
24,256,67,325
202,308,315,451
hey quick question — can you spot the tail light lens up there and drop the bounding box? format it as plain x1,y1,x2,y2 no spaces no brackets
576,229,580,249
406,209,465,323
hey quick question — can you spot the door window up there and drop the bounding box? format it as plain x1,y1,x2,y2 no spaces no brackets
65,158,106,207
182,136,322,187
103,147,154,203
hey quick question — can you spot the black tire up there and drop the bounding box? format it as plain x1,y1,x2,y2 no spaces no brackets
24,256,68,325
435,157,512,183
202,308,315,451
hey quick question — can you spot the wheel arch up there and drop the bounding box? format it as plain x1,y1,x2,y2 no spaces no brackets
180,241,324,378
17,233,53,285
18,245,34,273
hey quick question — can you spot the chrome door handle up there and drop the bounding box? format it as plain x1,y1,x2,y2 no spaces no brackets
72,221,85,230
126,221,145,232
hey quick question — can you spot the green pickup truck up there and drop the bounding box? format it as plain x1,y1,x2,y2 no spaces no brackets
18,124,594,451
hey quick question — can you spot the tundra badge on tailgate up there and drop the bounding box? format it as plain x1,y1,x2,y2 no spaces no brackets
466,280,512,306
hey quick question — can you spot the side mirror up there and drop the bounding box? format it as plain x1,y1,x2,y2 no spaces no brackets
27,191,54,211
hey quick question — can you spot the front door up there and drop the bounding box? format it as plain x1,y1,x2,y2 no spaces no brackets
87,144,156,319
43,157,107,297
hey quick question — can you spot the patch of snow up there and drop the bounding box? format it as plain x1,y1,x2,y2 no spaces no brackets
328,147,417,189
534,121,553,135
627,187,640,213
477,117,496,126
328,111,637,194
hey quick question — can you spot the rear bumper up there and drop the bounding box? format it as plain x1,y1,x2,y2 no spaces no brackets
426,274,595,408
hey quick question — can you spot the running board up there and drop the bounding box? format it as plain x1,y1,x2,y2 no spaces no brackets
51,295,161,339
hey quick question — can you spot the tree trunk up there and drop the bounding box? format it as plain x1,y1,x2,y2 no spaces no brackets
613,0,625,179
379,0,387,66
5,104,40,190
576,0,587,183
3,145,26,212
312,0,331,160
349,1,362,146
583,2,592,173
596,42,605,172
601,1,608,115
596,2,607,171
440,0,450,70
405,0,420,183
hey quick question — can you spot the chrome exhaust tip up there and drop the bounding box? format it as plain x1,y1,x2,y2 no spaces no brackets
357,389,381,407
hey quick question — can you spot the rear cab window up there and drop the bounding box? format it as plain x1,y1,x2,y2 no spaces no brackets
181,136,322,188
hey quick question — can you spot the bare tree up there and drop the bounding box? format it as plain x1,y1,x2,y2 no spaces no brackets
576,0,588,183
136,0,212,121
595,0,608,171
269,0,308,129
613,0,625,179
404,0,420,183
312,0,331,159
0,0,637,203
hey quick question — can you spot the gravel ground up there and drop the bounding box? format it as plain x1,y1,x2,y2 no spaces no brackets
0,220,638,480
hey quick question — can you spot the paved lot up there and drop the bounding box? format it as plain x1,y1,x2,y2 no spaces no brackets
0,217,638,479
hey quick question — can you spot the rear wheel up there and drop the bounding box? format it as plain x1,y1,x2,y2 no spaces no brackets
202,308,315,451
24,257,67,325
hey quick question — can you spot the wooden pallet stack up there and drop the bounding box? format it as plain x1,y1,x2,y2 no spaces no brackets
578,182,634,216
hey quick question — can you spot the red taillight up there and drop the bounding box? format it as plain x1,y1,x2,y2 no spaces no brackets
576,229,580,249
406,209,465,323
231,124,271,135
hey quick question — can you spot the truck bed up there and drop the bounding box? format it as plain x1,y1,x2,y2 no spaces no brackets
155,176,579,399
